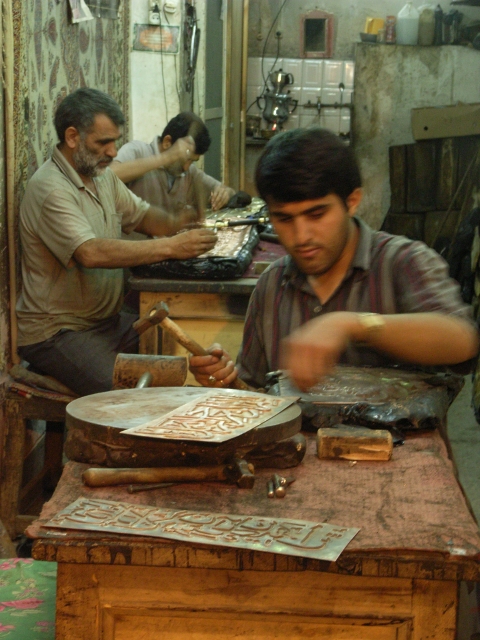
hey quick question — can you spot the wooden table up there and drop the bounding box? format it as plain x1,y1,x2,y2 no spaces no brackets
130,275,256,362
29,431,480,640
128,240,286,371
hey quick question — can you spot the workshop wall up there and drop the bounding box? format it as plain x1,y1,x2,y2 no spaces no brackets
130,0,187,142
354,44,480,228
250,0,479,60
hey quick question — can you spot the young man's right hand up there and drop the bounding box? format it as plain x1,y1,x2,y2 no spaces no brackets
189,344,238,387
163,136,196,166
168,228,217,259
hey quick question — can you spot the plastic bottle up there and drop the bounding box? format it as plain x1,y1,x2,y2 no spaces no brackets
396,2,420,45
418,5,435,45
434,4,444,45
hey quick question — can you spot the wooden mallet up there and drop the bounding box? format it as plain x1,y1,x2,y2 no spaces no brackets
132,302,251,391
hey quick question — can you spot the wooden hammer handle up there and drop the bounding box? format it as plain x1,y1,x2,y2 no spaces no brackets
82,466,228,488
160,317,251,391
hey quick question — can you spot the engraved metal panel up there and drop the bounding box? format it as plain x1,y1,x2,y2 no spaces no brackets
277,367,433,404
45,498,359,561
201,226,252,258
200,197,266,258
122,390,295,443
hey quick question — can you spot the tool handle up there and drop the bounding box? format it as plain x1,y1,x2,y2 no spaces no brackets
82,466,227,488
161,316,208,356
159,317,252,392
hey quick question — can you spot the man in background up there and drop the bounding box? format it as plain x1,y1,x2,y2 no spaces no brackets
112,111,235,218
17,88,217,396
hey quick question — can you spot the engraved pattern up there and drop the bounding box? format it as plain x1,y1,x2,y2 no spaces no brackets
46,498,359,561
122,391,294,443
201,226,251,258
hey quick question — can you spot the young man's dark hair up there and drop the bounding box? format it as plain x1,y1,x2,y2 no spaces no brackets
54,87,126,142
255,127,362,206
160,112,211,155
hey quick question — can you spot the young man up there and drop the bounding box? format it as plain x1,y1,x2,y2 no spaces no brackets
17,88,217,396
190,127,478,391
112,112,235,216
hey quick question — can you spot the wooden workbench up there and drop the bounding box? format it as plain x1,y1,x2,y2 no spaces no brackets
28,431,480,640
128,240,286,365
130,275,256,360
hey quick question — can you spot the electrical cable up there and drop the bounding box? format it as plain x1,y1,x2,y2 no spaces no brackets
162,6,182,107
158,13,169,122
260,0,290,89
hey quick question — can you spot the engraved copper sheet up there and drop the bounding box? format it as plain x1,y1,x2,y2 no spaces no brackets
204,196,266,224
199,225,252,258
199,197,266,258
268,366,463,432
277,367,442,404
45,497,360,561
122,390,295,442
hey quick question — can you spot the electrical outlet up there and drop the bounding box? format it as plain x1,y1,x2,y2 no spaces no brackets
148,0,161,25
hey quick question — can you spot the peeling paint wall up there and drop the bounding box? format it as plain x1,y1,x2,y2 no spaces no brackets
353,44,480,228
129,0,184,142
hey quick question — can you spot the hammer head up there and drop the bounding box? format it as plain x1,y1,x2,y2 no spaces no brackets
147,301,169,325
224,458,255,489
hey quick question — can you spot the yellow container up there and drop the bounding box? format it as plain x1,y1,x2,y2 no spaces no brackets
364,17,385,34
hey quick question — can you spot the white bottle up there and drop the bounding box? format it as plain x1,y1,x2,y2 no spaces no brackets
396,2,420,45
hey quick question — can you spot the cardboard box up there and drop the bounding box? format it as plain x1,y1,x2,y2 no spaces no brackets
411,103,480,140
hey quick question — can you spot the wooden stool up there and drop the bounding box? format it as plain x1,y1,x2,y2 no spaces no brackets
0,391,67,539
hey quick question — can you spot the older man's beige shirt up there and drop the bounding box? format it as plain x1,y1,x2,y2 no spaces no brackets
16,146,150,346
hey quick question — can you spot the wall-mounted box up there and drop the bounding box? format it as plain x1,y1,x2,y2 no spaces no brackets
412,103,480,140
300,10,334,59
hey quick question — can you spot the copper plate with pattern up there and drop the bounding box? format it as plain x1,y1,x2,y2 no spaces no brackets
45,497,359,561
122,390,295,443
64,387,302,468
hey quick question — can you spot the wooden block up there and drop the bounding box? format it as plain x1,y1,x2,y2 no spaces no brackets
317,426,393,461
406,141,437,213
389,145,407,213
435,138,458,211
382,211,425,242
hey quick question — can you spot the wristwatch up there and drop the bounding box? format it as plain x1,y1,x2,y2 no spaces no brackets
356,312,386,340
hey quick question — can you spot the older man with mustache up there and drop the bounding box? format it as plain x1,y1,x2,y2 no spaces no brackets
16,87,217,396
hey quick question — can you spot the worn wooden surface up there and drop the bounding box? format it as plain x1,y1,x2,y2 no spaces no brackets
28,429,479,640
129,242,286,366
406,141,437,213
0,392,66,538
54,563,457,640
64,387,302,468
30,431,480,582
389,144,407,214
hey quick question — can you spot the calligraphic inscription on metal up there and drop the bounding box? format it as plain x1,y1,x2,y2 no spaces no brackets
45,498,360,562
122,390,295,443
201,226,251,258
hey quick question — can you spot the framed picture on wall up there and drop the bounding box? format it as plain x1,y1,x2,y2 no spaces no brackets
133,24,181,53
300,10,334,58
